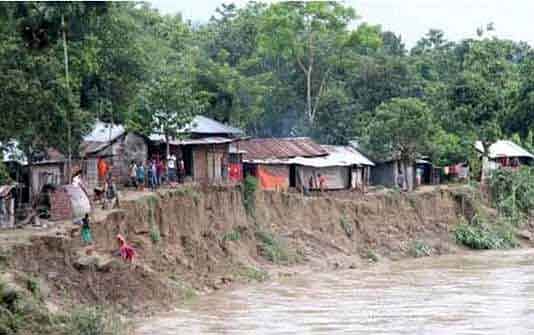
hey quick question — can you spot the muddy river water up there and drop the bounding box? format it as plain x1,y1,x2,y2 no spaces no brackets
138,249,534,334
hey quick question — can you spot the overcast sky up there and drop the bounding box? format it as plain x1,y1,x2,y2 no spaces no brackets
148,0,534,48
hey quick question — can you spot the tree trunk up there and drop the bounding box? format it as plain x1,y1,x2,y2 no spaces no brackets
62,14,72,183
401,159,412,192
165,133,170,159
480,142,490,198
306,68,312,124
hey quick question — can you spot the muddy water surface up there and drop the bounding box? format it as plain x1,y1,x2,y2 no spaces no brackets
138,250,534,334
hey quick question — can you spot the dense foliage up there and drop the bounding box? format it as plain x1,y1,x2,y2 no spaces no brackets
489,167,534,224
0,2,533,165
454,217,518,250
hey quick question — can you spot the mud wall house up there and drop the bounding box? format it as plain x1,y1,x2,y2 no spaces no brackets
29,148,71,197
81,122,148,192
149,115,244,184
149,137,236,184
372,158,416,190
475,140,534,170
239,138,329,191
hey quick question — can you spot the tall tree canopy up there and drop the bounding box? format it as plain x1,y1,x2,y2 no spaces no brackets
0,1,533,168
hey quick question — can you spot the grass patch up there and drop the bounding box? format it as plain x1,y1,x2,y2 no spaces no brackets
173,187,201,204
243,176,258,218
339,216,353,238
222,229,241,242
409,240,432,258
365,249,379,262
0,278,129,335
237,266,269,282
63,306,128,335
168,275,197,303
149,228,161,244
146,196,161,244
255,230,299,265
25,276,40,299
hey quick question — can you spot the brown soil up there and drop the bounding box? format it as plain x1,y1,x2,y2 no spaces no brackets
1,184,531,317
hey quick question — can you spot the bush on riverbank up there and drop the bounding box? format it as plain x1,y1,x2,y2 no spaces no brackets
255,230,300,265
454,216,518,250
243,176,258,218
489,167,534,225
0,277,130,335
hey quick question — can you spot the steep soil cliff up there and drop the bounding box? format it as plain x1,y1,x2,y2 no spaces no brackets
1,186,474,315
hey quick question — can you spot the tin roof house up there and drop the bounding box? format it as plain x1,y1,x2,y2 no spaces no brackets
475,140,534,170
239,138,374,191
80,121,148,191
149,115,244,184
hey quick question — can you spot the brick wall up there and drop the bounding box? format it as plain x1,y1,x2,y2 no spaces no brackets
50,187,73,221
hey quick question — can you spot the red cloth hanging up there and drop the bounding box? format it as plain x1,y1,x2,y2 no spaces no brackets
228,163,243,182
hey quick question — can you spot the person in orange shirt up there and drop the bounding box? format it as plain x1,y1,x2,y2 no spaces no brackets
97,158,109,185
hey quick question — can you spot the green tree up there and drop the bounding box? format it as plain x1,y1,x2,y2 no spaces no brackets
258,2,358,125
364,98,435,190
138,65,208,158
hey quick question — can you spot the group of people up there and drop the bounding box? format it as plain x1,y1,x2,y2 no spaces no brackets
129,155,186,191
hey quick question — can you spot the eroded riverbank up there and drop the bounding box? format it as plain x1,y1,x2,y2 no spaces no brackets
2,184,533,334
137,249,534,335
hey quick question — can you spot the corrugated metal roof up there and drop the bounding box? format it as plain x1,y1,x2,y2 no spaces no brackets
242,145,374,167
83,121,125,143
183,115,243,135
475,140,534,159
149,135,235,145
241,137,328,161
81,121,126,155
320,145,375,166
32,148,67,165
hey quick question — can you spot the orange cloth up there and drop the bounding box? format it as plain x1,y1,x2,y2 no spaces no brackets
258,166,288,190
98,159,108,178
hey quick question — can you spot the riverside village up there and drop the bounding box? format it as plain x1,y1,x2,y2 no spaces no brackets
1,2,534,335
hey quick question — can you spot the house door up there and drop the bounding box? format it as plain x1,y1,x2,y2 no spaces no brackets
289,165,296,188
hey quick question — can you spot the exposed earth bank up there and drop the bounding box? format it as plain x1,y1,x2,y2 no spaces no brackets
1,185,533,333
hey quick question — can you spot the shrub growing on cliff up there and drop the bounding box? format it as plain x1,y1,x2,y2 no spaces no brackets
64,306,127,335
409,240,432,257
25,276,40,299
454,216,518,250
339,216,353,238
488,167,534,225
365,249,379,262
243,176,258,217
255,230,298,265
149,228,161,244
222,229,241,242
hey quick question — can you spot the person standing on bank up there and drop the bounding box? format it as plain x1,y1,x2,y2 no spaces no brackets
318,173,326,193
129,161,138,188
167,154,176,183
178,158,185,184
136,161,145,191
81,214,92,245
